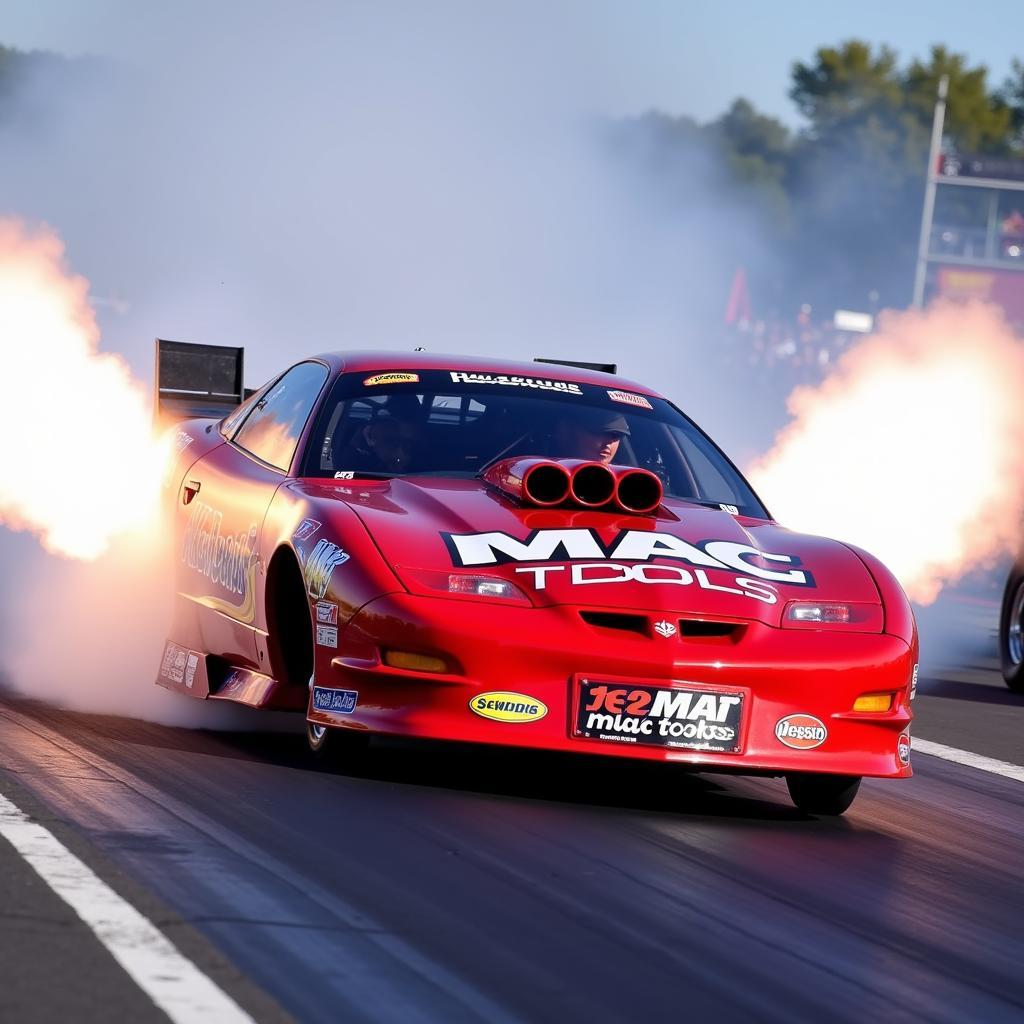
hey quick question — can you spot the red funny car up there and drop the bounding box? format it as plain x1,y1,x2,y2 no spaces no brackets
158,347,917,815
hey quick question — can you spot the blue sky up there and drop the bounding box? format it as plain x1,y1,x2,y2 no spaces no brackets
3,0,1021,126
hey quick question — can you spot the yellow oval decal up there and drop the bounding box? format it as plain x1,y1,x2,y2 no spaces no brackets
364,372,420,386
469,692,548,723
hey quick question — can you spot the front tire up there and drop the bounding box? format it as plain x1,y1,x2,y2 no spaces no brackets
999,565,1024,693
306,719,369,766
786,773,861,816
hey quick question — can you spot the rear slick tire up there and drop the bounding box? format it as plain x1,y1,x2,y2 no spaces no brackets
786,773,861,816
999,566,1024,693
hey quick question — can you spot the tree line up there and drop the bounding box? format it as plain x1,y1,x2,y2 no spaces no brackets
612,40,1024,316
4,38,1023,317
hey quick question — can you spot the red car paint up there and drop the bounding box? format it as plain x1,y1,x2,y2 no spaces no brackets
157,351,916,781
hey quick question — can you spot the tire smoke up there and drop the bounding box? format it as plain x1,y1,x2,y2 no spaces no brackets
0,217,166,559
749,301,1024,604
2,532,274,728
0,219,276,727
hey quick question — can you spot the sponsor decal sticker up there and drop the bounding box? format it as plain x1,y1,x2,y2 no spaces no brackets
173,430,195,454
334,471,355,480
316,624,338,648
469,692,548,723
449,371,582,395
293,518,321,542
910,663,919,700
443,528,812,587
182,501,259,604
364,372,420,386
607,389,653,411
304,539,350,600
576,680,743,751
222,668,245,691
316,601,339,625
653,619,677,638
159,642,184,683
311,687,358,714
719,504,739,515
898,732,911,766
159,642,202,686
775,714,827,750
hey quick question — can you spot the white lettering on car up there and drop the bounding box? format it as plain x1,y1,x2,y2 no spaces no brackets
447,529,604,567
449,371,582,395
182,501,258,598
607,531,721,569
446,528,810,587
514,562,780,604
702,541,810,586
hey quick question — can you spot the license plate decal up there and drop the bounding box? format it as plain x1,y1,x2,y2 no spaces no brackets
574,679,744,752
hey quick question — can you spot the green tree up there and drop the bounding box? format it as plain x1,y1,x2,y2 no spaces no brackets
995,59,1024,153
790,40,905,139
710,99,790,167
0,44,26,98
784,40,1016,309
786,41,926,308
706,98,793,233
905,45,1012,154
0,42,103,127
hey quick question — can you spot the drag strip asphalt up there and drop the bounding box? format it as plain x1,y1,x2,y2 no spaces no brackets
1,667,1024,1024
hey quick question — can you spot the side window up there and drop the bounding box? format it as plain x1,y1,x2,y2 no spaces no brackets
233,362,329,472
220,382,270,439
671,426,746,505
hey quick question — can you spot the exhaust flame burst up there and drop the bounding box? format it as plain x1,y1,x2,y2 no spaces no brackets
0,218,167,560
749,301,1024,604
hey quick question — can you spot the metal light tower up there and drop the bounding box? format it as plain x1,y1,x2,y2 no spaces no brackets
912,75,949,308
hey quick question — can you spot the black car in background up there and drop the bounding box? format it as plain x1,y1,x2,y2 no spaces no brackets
1000,563,1024,691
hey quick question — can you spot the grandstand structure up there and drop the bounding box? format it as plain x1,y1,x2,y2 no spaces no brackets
914,77,1024,328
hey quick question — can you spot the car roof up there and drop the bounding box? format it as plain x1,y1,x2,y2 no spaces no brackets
307,350,661,398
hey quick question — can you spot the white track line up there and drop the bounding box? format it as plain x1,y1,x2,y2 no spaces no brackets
913,737,1024,783
0,791,254,1024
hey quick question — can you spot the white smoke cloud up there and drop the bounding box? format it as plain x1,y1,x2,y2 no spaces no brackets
3,4,769,395
749,301,1024,604
0,217,166,559
1,530,283,728
1,3,772,723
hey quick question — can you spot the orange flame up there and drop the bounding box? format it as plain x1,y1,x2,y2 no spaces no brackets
0,218,167,559
749,301,1024,604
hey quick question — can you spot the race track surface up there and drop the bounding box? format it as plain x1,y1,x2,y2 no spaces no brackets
1,666,1022,1021
1,593,1022,1023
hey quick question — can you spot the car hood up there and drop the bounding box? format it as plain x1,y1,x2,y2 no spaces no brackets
305,477,881,627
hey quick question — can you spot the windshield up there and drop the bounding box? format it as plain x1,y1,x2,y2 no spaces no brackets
301,368,768,517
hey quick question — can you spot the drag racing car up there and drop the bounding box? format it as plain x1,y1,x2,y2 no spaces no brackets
157,345,917,816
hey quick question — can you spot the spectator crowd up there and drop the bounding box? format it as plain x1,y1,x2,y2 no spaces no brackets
719,306,864,390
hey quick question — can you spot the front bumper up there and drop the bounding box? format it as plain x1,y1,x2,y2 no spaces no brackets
307,592,915,778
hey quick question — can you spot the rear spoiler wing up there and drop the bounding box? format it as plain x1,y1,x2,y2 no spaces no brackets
153,338,249,426
534,357,617,374
152,342,614,425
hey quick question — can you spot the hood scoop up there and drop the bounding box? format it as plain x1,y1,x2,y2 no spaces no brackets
480,457,663,514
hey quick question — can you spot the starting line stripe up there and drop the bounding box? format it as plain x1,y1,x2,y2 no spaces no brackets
913,737,1024,784
0,791,254,1024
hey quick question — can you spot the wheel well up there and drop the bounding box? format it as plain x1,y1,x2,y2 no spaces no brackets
266,547,313,688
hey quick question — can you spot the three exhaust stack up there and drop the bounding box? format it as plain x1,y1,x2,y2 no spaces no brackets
481,458,663,515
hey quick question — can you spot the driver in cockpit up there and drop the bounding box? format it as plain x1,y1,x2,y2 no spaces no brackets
550,409,630,464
